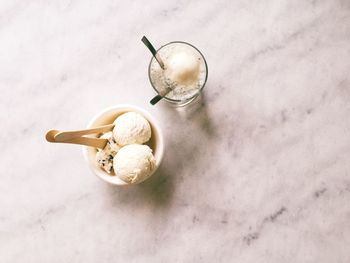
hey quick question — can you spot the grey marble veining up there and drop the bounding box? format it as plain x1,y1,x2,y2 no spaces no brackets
1,0,350,262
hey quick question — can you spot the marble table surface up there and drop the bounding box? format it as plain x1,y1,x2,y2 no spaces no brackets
1,0,350,262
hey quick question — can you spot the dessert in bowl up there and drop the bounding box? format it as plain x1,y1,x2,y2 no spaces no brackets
82,105,164,186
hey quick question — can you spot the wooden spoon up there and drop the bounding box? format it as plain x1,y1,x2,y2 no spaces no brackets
45,124,114,149
54,124,114,141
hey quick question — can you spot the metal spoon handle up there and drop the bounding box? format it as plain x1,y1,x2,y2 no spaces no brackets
150,95,163,105
141,36,165,69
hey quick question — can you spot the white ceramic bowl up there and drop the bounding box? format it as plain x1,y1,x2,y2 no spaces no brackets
82,105,164,186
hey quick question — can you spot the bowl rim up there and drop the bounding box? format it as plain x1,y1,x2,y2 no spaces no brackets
82,104,164,186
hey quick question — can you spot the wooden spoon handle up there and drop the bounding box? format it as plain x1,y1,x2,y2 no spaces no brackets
51,136,107,149
54,124,114,141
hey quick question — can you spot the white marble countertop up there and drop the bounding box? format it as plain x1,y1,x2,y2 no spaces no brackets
1,0,350,262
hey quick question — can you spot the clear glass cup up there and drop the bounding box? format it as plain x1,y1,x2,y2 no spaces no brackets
148,41,208,107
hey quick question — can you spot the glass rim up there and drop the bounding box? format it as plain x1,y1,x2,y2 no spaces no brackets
148,41,208,103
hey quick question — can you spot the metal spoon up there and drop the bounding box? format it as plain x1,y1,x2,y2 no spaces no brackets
141,36,171,105
141,36,164,69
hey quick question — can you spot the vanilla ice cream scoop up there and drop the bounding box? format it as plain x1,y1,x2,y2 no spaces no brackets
114,144,156,184
165,51,200,85
96,132,120,173
113,112,151,146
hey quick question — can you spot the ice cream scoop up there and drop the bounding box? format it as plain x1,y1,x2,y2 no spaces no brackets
113,144,156,184
113,112,151,146
165,51,200,85
95,132,120,173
